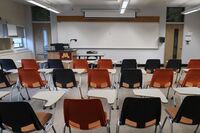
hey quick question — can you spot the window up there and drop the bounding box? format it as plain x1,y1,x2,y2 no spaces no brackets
43,29,48,53
13,37,25,48
13,26,26,48
167,7,185,22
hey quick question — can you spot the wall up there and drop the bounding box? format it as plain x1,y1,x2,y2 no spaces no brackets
24,6,35,54
54,6,166,64
0,0,34,60
0,0,26,25
51,12,58,43
182,11,200,64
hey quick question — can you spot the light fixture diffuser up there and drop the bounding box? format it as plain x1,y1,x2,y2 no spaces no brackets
120,0,130,14
182,5,200,15
27,0,60,14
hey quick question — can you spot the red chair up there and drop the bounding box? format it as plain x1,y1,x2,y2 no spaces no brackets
181,69,200,87
18,68,49,100
97,59,113,69
21,59,39,70
187,59,200,69
149,69,174,98
63,99,110,133
88,69,111,89
73,59,89,72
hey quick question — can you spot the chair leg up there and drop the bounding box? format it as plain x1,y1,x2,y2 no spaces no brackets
159,122,163,133
154,125,157,133
52,125,56,133
166,87,170,99
173,94,176,107
42,72,47,81
25,88,31,100
194,124,199,133
116,98,119,110
169,118,173,133
162,117,168,129
10,85,15,101
116,87,120,110
17,86,26,100
45,84,51,91
171,91,176,100
68,126,72,133
107,125,111,133
63,124,66,133
116,121,120,133
78,86,84,99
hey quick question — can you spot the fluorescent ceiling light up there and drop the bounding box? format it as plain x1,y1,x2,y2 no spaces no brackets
120,8,126,14
27,0,47,9
27,0,60,14
182,5,200,15
121,0,129,9
120,0,130,14
47,7,60,14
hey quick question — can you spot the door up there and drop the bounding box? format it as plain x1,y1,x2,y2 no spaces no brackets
32,23,51,60
164,24,184,64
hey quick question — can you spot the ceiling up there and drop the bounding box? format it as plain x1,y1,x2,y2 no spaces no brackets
13,0,200,7
13,0,200,11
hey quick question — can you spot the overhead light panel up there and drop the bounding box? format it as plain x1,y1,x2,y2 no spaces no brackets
27,0,60,14
120,8,126,14
46,7,60,14
182,5,200,15
120,0,130,14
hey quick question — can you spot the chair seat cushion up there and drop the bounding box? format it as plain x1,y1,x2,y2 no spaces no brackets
68,112,107,130
125,118,156,128
21,112,52,132
9,81,16,86
0,83,7,88
166,107,193,124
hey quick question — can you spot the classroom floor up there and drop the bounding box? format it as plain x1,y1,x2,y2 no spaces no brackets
1,67,198,133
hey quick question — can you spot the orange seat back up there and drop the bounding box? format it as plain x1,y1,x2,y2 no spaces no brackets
88,69,111,88
21,59,39,70
150,69,174,88
182,69,200,87
73,59,89,72
18,68,45,88
97,59,113,69
64,99,107,130
187,59,200,69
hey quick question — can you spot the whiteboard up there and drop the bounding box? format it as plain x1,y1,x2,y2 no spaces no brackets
57,22,160,49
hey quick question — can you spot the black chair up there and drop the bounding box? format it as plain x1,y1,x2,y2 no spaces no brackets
0,70,14,88
0,70,18,100
116,97,162,133
47,59,64,69
120,69,143,88
121,59,137,72
166,59,182,73
52,69,83,98
0,102,56,133
145,59,160,73
116,69,143,109
0,59,17,71
162,96,200,133
0,59,17,80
